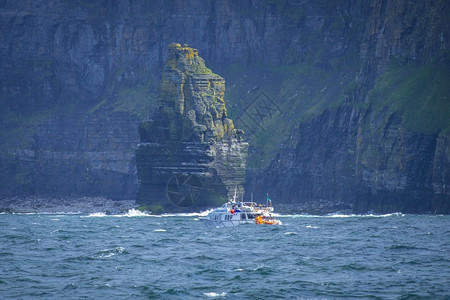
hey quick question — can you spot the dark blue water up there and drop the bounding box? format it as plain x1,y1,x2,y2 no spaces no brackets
0,211,449,299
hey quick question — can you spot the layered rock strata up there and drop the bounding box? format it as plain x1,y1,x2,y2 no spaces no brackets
1,0,448,214
244,0,450,214
136,44,247,211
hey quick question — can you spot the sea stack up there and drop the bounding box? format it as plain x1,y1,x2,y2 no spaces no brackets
135,43,248,212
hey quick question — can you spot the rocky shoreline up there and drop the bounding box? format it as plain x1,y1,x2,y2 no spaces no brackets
0,196,138,214
0,196,354,215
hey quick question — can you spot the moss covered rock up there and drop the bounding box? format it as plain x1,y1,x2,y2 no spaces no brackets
136,44,248,212
151,44,237,143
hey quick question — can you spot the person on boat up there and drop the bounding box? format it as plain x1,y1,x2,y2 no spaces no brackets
255,215,263,224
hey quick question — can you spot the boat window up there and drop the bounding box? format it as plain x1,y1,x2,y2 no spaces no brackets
240,213,246,220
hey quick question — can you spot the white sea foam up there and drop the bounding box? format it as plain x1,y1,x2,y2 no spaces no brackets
155,209,213,218
84,212,107,218
153,229,166,232
368,212,405,218
327,214,353,218
5,208,216,218
326,212,405,218
15,212,82,215
253,264,267,271
204,292,227,297
105,209,213,218
284,231,299,235
124,209,150,217
82,209,152,218
99,247,126,258
281,212,406,218
81,209,208,218
281,214,315,218
306,225,320,229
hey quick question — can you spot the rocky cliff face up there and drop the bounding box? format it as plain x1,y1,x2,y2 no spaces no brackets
244,0,450,214
0,0,448,213
135,44,247,211
248,106,449,214
0,110,139,199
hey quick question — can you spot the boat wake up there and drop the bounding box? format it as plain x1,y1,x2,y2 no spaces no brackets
83,209,151,218
83,209,213,218
280,212,405,218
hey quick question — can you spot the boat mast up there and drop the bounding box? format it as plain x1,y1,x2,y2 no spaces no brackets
232,185,237,203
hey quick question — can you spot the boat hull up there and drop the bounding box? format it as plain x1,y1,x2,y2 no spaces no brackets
201,218,254,227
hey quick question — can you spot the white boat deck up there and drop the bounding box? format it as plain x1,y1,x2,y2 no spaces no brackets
201,201,280,227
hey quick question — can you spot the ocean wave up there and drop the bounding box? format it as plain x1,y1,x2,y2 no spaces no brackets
284,231,299,235
98,247,127,258
281,212,405,218
327,212,405,218
82,209,152,218
155,209,213,218
124,209,151,217
13,212,79,215
83,209,214,218
85,212,107,217
1,213,448,299
204,292,227,297
305,225,320,229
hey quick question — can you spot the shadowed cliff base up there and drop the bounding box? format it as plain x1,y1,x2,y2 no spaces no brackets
0,196,137,214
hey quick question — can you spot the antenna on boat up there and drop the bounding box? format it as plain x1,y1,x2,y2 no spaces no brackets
232,185,237,203
266,193,272,207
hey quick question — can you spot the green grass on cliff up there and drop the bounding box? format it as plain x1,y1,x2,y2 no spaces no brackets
223,61,450,170
191,57,214,75
89,72,158,121
111,83,156,120
368,64,450,134
223,58,358,168
0,110,52,148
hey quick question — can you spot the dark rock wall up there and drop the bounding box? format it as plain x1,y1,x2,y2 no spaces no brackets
0,0,449,212
249,106,449,214
1,111,139,199
244,0,450,213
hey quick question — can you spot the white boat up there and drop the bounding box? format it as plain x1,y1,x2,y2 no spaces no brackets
201,194,282,227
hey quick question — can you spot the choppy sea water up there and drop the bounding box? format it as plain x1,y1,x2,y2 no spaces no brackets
0,210,449,299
